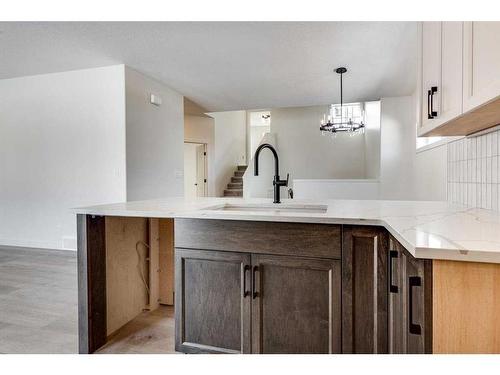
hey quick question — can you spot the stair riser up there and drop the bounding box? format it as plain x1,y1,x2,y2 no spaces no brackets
224,190,243,197
237,165,248,171
231,177,243,183
228,183,243,189
234,171,244,177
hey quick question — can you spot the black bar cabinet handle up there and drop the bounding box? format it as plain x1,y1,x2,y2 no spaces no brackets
252,266,259,299
430,86,438,118
427,89,432,119
389,250,399,293
242,265,250,298
409,276,422,335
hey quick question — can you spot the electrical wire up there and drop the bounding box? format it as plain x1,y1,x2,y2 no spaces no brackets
135,241,151,296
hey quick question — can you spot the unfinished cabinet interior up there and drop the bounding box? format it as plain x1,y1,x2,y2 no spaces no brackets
77,214,175,354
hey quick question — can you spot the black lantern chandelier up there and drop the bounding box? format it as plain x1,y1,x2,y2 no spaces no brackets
320,67,365,134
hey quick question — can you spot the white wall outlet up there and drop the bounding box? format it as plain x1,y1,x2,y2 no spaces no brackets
150,94,162,106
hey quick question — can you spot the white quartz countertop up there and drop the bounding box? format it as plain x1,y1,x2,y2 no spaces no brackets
74,197,500,264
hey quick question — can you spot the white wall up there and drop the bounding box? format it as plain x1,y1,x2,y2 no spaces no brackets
184,115,215,196
271,105,368,183
379,96,417,200
208,110,247,196
415,144,448,201
243,133,277,199
125,67,184,201
364,101,381,179
0,65,127,250
294,179,380,200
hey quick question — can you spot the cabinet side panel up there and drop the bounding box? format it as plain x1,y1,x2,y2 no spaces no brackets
77,214,107,353
433,259,500,353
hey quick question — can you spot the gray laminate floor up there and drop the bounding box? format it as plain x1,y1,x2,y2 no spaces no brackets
0,246,78,353
0,246,176,354
97,305,176,354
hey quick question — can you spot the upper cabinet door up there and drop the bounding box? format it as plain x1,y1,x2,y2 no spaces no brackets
421,22,442,130
440,22,463,122
463,22,500,112
420,22,463,133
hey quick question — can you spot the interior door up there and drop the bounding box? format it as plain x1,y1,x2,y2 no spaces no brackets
195,144,206,197
251,254,341,354
175,248,251,353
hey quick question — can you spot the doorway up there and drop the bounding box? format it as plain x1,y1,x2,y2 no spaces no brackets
184,142,207,199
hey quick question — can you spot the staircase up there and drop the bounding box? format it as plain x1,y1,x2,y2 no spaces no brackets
223,165,247,197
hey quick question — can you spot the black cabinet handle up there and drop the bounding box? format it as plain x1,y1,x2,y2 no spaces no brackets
242,265,250,298
427,89,432,119
409,276,422,335
389,250,399,293
430,86,438,118
252,266,259,299
427,86,438,119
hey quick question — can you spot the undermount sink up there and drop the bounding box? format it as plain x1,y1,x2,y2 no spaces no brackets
202,203,328,214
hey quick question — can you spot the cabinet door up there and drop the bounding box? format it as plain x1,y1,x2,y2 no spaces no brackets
440,22,463,122
463,22,500,112
388,236,404,354
251,254,341,354
421,22,441,129
388,236,433,354
420,22,463,131
403,252,431,354
342,226,389,353
175,248,251,353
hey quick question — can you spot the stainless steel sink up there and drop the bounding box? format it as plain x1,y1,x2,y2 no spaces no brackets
202,203,328,214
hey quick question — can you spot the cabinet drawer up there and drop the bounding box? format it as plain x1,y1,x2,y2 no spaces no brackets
174,219,341,259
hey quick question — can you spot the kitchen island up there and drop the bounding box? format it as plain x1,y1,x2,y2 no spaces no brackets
75,198,500,354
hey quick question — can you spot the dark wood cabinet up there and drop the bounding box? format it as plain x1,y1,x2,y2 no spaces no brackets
171,220,432,355
388,236,433,354
251,254,341,353
342,226,389,353
388,236,405,353
175,248,251,353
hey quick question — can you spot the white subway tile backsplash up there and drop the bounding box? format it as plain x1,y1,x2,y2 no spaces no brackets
487,158,492,183
492,156,498,184
447,129,500,211
487,133,493,157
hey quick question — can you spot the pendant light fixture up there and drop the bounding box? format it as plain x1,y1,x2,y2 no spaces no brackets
320,67,365,134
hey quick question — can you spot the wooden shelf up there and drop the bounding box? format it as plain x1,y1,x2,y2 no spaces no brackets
419,95,500,137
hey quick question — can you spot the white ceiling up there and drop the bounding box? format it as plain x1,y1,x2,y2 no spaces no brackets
0,22,417,111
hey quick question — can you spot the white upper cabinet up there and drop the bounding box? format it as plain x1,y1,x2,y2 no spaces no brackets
418,21,500,136
419,22,463,134
463,22,500,112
